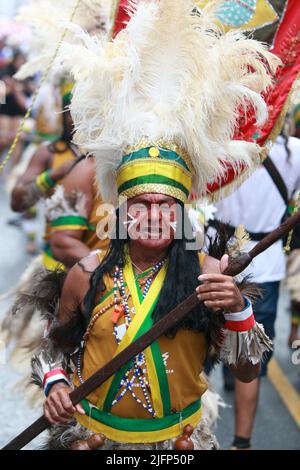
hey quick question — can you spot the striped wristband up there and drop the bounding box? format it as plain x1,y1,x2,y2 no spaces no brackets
35,170,56,194
43,368,70,397
50,215,89,233
223,297,255,332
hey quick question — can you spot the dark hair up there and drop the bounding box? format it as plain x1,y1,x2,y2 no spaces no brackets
83,203,224,350
61,109,73,143
48,109,73,153
11,49,25,70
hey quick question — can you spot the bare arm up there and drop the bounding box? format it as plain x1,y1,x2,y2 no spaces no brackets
57,261,93,324
50,158,95,269
51,231,91,269
197,254,260,383
228,361,260,383
11,145,52,212
44,256,98,424
11,145,76,212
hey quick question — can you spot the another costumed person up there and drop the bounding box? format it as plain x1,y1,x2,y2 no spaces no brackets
10,80,81,261
46,156,109,270
285,189,300,347
0,79,81,374
9,0,110,270
5,79,63,256
33,0,279,450
0,0,110,395
285,105,300,346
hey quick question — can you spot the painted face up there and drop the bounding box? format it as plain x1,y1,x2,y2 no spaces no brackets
125,193,178,251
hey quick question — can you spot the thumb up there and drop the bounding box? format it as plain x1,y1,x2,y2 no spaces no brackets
220,254,229,273
75,403,86,415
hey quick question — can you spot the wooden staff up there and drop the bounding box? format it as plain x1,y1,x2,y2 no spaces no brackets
3,211,300,450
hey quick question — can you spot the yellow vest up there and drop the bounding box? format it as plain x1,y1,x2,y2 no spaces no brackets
74,251,207,443
42,143,77,270
44,142,77,241
81,181,109,252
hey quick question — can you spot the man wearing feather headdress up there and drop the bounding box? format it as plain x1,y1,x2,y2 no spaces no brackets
30,0,281,449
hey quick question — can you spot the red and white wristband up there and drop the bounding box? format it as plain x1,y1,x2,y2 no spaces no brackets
223,297,255,332
43,369,71,397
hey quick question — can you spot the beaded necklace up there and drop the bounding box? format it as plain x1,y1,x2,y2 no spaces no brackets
76,273,151,385
76,258,166,417
111,260,166,416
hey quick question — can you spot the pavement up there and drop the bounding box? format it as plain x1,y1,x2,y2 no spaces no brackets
211,292,300,450
0,182,299,450
0,181,46,449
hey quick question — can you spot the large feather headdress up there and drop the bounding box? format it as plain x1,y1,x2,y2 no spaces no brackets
60,0,280,204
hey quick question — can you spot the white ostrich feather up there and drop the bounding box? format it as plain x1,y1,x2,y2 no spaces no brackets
58,0,280,203
14,0,110,82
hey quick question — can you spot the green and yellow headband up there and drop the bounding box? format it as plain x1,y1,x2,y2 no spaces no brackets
60,80,74,107
116,140,193,203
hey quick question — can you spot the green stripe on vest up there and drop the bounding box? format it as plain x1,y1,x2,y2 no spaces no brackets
81,398,201,432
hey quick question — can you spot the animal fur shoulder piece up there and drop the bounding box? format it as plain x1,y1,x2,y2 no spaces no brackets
31,337,72,390
45,185,87,222
219,322,273,366
58,0,280,204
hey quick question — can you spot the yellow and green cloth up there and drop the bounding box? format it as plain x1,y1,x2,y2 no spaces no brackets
35,170,56,194
117,144,193,203
74,251,207,443
42,215,94,271
60,79,74,108
293,104,300,131
50,215,94,234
